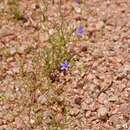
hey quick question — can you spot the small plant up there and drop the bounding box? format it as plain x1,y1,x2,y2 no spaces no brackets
42,3,86,83
43,30,70,82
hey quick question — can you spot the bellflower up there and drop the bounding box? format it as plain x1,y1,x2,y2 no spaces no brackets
60,60,70,71
76,25,84,36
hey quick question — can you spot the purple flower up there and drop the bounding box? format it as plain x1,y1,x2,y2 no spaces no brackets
76,25,84,36
60,60,70,71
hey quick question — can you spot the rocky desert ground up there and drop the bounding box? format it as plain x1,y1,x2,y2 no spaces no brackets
0,0,130,130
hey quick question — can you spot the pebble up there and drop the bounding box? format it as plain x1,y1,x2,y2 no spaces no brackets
55,113,64,123
70,108,80,116
82,102,88,110
74,96,82,105
6,113,14,122
48,29,55,35
38,95,48,105
0,3,4,11
85,111,91,118
39,32,49,42
17,45,27,54
98,93,108,104
74,6,81,13
30,119,35,124
108,95,118,102
109,114,127,128
97,106,109,119
96,21,104,30
9,47,17,55
15,117,25,129
0,26,11,38
117,103,130,116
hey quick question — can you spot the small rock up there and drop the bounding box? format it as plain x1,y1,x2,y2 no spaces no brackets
109,114,126,128
0,26,12,38
82,102,89,110
15,117,25,129
0,3,4,12
96,21,104,30
108,95,118,102
38,95,48,105
55,113,64,123
81,45,87,52
97,106,109,119
39,32,49,42
17,45,27,54
30,119,35,124
74,97,82,105
113,35,119,41
70,108,80,116
74,6,81,13
48,29,55,35
6,113,14,122
85,111,91,118
117,103,130,116
9,47,16,55
122,123,128,129
43,111,52,120
100,79,112,91
98,93,108,104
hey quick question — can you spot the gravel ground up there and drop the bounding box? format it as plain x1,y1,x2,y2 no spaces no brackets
0,0,130,130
